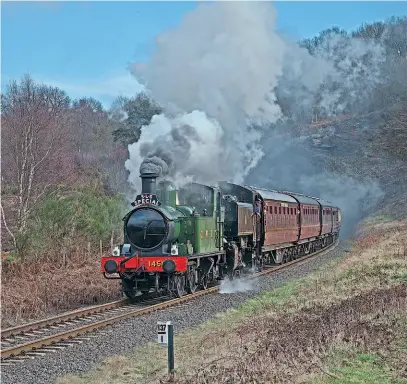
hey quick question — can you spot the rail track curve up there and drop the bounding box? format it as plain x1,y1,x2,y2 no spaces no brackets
1,240,338,366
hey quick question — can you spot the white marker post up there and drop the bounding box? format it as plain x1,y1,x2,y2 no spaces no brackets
157,321,174,373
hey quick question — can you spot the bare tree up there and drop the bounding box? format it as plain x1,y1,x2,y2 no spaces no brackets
68,97,128,192
1,75,72,247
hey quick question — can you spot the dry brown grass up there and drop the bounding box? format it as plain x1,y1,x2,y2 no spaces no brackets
166,285,407,384
1,252,121,328
58,218,407,384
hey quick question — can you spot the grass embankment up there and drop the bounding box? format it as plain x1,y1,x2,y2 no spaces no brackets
1,184,125,327
59,217,407,384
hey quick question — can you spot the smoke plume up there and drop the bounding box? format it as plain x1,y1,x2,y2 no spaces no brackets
126,2,286,189
124,1,387,231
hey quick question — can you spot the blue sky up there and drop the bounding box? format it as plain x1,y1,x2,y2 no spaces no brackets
2,1,407,108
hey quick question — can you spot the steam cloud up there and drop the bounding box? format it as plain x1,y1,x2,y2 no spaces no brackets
124,1,387,233
126,2,286,189
219,278,254,295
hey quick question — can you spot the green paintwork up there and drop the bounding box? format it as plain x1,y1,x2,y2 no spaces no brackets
193,216,218,253
156,181,177,208
155,182,225,256
157,182,225,256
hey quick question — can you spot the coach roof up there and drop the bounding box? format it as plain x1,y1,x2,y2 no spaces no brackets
277,191,321,206
246,186,298,204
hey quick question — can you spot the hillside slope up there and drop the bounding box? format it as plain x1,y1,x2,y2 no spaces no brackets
301,108,407,218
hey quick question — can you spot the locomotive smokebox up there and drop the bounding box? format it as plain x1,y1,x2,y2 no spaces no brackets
140,172,158,195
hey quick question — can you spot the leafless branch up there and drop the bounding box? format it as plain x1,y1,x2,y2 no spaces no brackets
1,202,17,249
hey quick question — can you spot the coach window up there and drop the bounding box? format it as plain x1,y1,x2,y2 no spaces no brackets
274,207,277,226
270,207,273,227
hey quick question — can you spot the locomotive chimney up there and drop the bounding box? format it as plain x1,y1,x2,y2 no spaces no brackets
140,172,158,195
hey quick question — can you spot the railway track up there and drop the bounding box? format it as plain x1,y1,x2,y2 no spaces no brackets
1,241,338,366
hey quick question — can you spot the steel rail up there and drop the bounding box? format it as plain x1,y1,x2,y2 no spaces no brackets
1,299,131,339
1,241,338,360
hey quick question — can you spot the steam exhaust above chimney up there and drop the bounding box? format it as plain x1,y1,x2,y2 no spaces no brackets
140,172,158,195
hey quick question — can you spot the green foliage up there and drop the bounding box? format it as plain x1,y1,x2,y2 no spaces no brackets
111,92,162,146
16,183,128,259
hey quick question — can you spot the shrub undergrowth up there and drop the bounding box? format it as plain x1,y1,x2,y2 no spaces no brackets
1,182,128,326
13,182,127,261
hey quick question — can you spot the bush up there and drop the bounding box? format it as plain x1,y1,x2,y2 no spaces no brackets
16,182,128,261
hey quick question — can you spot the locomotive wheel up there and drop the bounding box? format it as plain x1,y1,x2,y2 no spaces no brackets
154,274,161,294
175,275,186,298
121,279,137,300
187,266,198,294
201,273,209,290
282,249,290,263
